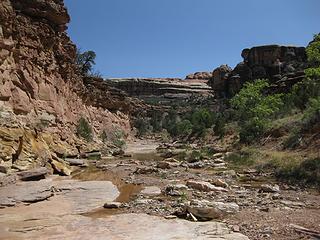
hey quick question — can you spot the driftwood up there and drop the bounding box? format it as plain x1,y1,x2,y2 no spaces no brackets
290,224,320,239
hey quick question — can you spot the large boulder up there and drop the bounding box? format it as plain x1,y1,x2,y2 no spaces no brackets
17,167,48,181
186,200,240,220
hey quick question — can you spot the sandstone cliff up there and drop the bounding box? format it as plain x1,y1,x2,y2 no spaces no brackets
0,0,135,172
209,45,308,97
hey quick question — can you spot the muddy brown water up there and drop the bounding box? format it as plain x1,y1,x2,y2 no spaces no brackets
72,151,164,218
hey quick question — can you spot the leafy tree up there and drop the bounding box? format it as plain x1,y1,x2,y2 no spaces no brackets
76,49,97,76
291,33,320,109
231,79,283,143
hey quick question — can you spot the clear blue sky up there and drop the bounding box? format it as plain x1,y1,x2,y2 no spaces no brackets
65,0,319,78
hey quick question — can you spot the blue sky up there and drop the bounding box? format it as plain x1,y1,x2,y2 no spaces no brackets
65,0,319,78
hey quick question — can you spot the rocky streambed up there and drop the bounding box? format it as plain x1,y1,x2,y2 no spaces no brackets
0,140,319,240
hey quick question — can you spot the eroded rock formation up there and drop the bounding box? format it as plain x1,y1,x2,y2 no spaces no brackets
209,45,308,97
105,78,212,100
0,0,134,171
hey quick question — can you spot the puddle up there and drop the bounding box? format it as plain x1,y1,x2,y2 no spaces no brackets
72,167,143,218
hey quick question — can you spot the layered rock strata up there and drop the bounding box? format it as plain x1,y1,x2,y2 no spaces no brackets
105,78,212,100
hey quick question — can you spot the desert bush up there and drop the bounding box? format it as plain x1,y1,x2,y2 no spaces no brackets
76,117,93,141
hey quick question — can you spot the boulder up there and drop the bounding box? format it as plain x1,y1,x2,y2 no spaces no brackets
0,179,54,207
210,178,228,188
260,184,280,193
50,159,71,176
17,167,48,181
156,161,171,169
141,186,162,196
65,158,86,166
112,149,125,156
104,202,122,209
186,200,239,220
0,165,10,174
163,184,188,196
186,180,228,192
85,151,102,160
134,167,158,174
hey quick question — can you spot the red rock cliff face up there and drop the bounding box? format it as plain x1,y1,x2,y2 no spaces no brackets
0,0,132,170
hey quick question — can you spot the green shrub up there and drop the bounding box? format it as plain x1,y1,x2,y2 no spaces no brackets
276,158,320,186
76,117,93,141
111,129,126,149
176,120,193,136
283,127,302,149
302,97,320,128
191,108,214,136
224,149,256,167
149,111,163,132
290,78,320,109
134,117,150,137
213,113,226,137
231,79,284,143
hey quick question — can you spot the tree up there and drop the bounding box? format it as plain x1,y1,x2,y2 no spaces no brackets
76,49,96,76
290,33,320,109
191,108,214,136
231,79,283,143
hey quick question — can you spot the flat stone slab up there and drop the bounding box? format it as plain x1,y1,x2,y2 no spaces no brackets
0,213,249,240
0,179,119,213
0,179,53,208
17,167,48,181
54,180,119,213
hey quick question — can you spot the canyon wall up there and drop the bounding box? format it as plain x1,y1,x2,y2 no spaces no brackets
0,0,135,171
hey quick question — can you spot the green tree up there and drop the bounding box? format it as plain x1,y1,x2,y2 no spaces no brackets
291,33,320,109
76,49,97,76
231,79,283,143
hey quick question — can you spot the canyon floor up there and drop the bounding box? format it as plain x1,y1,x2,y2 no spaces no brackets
0,140,319,240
